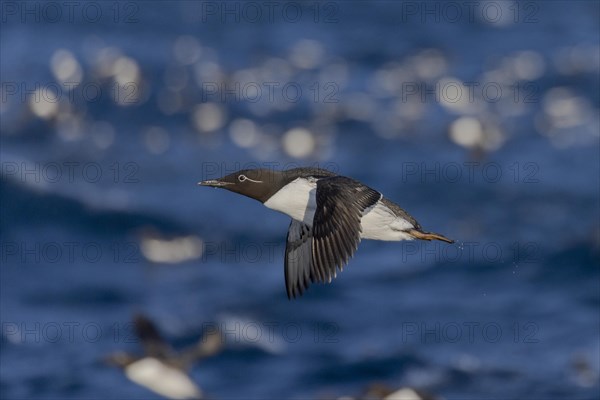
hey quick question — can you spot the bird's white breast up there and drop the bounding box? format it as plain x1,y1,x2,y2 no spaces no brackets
264,178,317,225
125,357,202,399
360,200,415,241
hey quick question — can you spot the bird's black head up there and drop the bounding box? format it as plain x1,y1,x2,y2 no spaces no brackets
199,168,288,203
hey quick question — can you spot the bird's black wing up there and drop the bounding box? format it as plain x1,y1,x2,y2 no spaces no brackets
311,176,381,283
284,176,380,298
133,313,172,358
284,219,314,299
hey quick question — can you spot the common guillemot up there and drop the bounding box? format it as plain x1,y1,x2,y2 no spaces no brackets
105,314,223,399
199,167,454,299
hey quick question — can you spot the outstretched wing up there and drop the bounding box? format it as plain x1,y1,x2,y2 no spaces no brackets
181,326,224,367
133,313,172,358
284,219,314,299
283,176,381,299
311,176,381,284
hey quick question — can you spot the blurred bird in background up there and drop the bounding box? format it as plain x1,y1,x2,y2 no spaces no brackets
105,313,223,399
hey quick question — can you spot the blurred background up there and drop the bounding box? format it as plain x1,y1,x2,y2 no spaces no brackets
1,1,599,399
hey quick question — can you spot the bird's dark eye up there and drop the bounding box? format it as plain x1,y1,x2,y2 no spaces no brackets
238,175,247,182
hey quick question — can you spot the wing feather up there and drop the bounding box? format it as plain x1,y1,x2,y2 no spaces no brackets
284,220,314,298
284,176,381,298
311,176,381,283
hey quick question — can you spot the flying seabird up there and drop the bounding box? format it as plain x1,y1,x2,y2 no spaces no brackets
199,167,454,299
105,313,223,399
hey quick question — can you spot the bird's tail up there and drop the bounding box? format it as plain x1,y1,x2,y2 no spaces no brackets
409,229,455,244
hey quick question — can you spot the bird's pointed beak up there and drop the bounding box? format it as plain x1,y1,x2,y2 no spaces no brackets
198,179,232,188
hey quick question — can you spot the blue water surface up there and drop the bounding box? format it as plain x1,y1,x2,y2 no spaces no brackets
1,1,599,399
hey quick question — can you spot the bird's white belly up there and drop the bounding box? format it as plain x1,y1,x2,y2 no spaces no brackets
360,200,414,241
264,178,317,224
126,357,202,399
